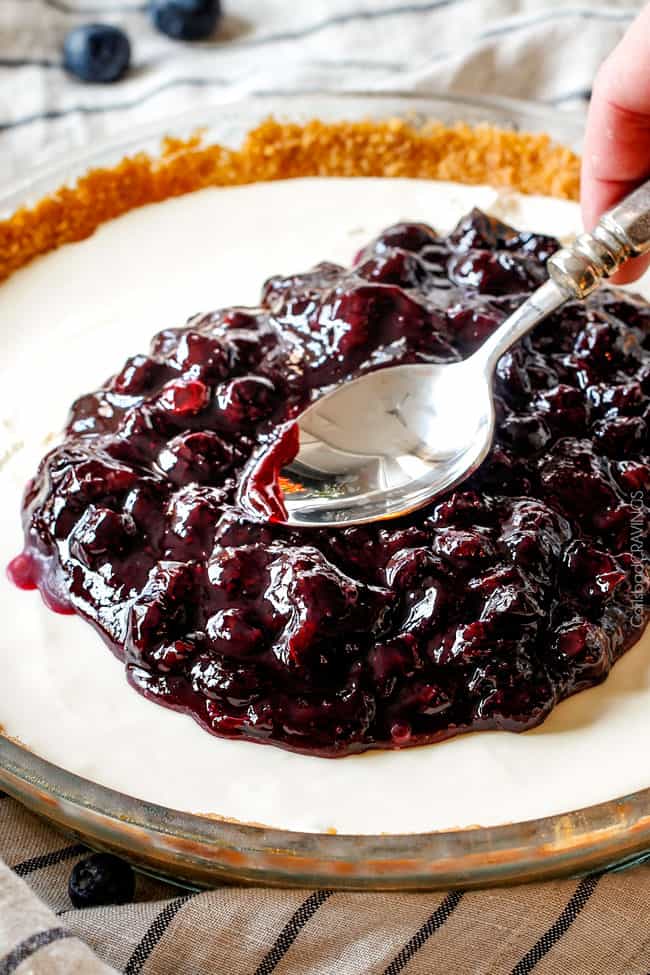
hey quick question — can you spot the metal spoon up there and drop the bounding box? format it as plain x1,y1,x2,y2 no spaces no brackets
241,181,650,527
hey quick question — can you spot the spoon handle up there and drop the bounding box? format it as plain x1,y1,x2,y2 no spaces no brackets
473,278,568,369
547,176,650,298
472,177,650,369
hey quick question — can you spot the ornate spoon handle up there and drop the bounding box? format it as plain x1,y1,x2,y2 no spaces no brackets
469,178,650,370
548,177,650,299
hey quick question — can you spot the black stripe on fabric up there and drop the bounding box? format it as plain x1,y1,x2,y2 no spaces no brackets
253,889,334,975
479,6,632,42
382,890,464,975
0,55,401,132
0,55,404,78
309,57,405,71
235,0,460,49
123,894,195,975
252,4,635,72
0,54,450,132
0,58,60,69
545,87,593,105
42,1,461,32
13,843,86,878
43,0,147,12
0,928,74,975
0,75,231,132
219,2,632,52
29,2,636,51
419,9,633,70
510,875,601,975
37,1,464,46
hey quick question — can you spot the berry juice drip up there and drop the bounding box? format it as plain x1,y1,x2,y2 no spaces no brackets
8,552,74,615
7,553,37,591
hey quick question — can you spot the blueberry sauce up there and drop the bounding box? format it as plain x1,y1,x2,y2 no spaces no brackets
12,209,650,756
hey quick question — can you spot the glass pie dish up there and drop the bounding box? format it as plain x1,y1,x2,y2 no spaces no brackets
2,91,650,891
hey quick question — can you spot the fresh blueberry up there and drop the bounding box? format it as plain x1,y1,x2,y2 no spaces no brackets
68,853,135,908
149,0,222,41
63,25,131,84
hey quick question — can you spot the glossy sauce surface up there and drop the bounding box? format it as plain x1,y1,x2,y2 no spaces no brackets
14,209,650,756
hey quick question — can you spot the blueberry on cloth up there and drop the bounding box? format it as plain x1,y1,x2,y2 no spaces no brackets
68,853,135,908
149,0,222,41
63,24,131,83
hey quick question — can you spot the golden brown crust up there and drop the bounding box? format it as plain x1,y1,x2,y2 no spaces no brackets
0,117,580,285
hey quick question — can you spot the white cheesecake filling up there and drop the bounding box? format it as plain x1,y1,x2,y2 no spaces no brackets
0,176,648,835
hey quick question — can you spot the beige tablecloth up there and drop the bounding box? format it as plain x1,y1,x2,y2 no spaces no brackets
1,1,649,973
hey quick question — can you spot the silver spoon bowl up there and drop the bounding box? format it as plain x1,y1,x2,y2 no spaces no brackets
240,180,650,528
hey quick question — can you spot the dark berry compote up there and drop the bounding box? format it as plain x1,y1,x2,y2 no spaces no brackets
10,208,650,757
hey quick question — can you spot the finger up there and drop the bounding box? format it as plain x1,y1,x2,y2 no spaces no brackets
581,4,650,283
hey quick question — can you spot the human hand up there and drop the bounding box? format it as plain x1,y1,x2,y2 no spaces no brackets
582,3,650,284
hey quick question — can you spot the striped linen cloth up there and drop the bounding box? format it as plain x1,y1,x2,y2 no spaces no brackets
1,1,649,973
5,792,650,974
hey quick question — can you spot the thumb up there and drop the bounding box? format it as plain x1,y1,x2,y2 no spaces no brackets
581,3,650,284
